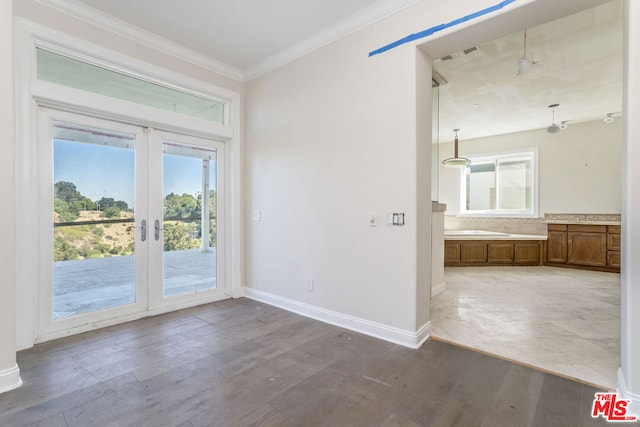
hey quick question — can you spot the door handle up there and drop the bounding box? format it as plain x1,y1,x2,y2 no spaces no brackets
140,219,147,242
154,219,163,241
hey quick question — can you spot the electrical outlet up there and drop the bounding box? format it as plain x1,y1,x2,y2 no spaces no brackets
305,278,314,292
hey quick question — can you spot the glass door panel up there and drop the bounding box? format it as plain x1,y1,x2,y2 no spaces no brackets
162,143,218,297
52,121,137,318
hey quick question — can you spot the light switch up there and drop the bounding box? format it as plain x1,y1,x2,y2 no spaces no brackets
369,212,377,227
252,210,261,222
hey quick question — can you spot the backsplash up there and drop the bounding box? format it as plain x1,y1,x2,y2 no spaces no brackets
445,213,622,235
444,216,547,235
544,213,621,223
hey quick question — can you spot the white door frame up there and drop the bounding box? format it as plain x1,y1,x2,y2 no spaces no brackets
15,20,243,347
36,109,231,341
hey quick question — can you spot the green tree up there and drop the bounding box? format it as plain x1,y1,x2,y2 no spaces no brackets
54,181,82,203
163,222,199,251
54,198,78,222
96,197,129,211
164,193,198,219
102,206,122,219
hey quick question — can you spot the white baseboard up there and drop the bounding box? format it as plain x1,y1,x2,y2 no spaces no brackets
0,364,22,394
243,287,431,349
617,368,640,418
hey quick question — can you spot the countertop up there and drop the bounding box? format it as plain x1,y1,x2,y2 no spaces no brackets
545,220,621,226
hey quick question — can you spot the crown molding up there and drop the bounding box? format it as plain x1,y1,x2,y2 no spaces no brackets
34,0,245,82
244,0,420,80
35,0,419,82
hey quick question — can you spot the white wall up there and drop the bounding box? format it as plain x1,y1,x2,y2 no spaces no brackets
0,0,21,393
439,119,622,216
244,0,477,339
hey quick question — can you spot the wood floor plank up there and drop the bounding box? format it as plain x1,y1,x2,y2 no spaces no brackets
481,364,545,427
0,298,620,427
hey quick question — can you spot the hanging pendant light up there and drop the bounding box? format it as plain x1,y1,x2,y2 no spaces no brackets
546,104,561,134
442,129,470,168
516,30,537,76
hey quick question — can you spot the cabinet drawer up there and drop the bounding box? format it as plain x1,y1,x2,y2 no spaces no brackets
608,225,621,234
568,224,607,233
548,224,567,232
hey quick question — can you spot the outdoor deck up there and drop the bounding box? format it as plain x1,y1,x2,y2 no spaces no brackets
53,248,217,318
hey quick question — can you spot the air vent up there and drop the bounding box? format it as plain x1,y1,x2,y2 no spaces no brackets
440,46,480,61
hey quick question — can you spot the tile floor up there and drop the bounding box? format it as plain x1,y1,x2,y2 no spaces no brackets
430,266,620,390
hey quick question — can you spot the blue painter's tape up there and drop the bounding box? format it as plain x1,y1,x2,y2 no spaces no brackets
368,0,517,57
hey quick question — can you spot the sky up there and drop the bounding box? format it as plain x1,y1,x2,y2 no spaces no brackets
54,140,216,209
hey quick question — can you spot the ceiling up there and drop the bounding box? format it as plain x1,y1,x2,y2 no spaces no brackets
433,0,623,142
52,0,622,142
68,0,418,79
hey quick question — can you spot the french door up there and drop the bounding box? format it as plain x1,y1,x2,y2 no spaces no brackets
38,109,226,336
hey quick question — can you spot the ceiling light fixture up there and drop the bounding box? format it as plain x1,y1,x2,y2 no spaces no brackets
516,30,537,76
604,113,615,123
442,129,470,168
546,104,561,134
559,121,569,130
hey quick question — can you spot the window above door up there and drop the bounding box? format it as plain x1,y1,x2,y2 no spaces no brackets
37,48,227,124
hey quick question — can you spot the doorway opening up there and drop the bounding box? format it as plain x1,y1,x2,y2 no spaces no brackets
427,1,623,389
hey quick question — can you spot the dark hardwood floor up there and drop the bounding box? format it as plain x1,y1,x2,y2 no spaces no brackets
0,298,629,426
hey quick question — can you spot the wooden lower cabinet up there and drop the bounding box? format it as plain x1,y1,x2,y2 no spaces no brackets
544,223,620,272
568,231,607,267
607,225,621,269
444,240,543,267
444,243,461,265
488,243,513,264
546,227,568,263
515,243,543,264
461,243,487,264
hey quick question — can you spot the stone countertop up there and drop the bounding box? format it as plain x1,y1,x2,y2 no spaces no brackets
545,220,621,226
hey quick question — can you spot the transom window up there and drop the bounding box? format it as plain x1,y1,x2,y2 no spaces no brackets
461,151,537,217
36,48,226,124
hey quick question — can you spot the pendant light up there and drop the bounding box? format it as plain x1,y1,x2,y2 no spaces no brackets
442,129,470,168
546,104,561,134
516,30,537,76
